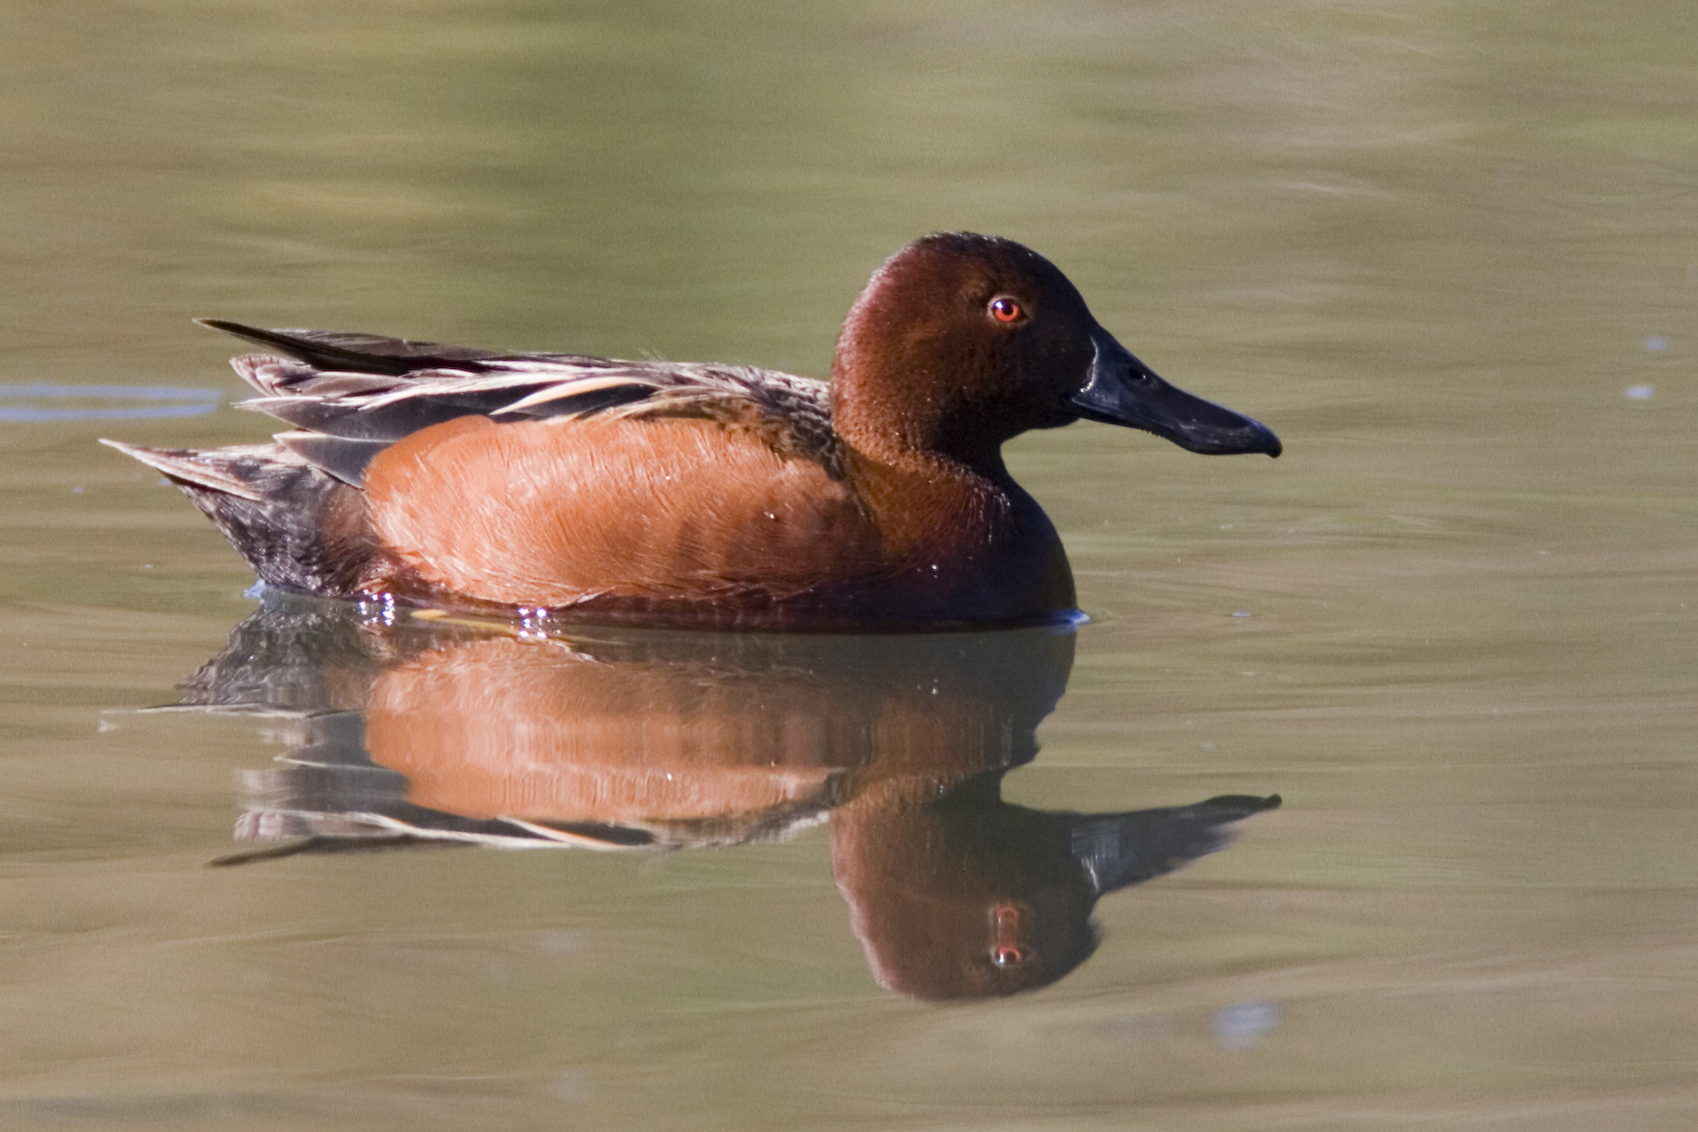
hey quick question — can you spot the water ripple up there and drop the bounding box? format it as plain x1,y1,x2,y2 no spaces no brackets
0,383,222,422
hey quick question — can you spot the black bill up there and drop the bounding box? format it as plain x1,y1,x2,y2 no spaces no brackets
1070,327,1281,457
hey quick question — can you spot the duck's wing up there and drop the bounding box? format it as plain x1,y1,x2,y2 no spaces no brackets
197,319,520,375
201,320,835,487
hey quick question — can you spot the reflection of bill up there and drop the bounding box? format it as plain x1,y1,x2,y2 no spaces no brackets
835,778,1276,999
180,592,1278,999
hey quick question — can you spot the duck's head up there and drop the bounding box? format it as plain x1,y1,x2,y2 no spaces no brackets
830,233,1281,466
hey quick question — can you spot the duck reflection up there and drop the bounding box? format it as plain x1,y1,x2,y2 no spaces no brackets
181,592,1278,999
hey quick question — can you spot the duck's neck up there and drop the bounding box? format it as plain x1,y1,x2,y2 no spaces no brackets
836,429,1009,487
829,375,1013,483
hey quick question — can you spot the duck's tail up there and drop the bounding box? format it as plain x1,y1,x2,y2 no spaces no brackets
101,439,381,597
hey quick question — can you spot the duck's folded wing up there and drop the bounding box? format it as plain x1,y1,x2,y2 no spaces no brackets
198,320,833,488
238,358,663,443
206,319,661,440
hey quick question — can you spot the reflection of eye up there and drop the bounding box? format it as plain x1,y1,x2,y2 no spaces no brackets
990,903,1030,967
989,296,1024,323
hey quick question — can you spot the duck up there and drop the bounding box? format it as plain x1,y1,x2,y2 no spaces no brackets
104,232,1279,630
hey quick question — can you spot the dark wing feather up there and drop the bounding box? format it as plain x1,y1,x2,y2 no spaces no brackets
273,432,393,487
198,319,511,375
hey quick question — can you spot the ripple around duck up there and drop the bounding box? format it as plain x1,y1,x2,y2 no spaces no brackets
0,384,221,422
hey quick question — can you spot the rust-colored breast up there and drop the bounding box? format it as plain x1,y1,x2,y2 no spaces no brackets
361,414,884,607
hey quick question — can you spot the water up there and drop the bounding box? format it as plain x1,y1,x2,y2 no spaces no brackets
3,1,1696,1128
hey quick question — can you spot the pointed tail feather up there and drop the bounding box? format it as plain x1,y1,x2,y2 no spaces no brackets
100,438,267,500
101,438,379,596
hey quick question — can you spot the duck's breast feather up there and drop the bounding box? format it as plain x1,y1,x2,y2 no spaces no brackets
362,414,882,606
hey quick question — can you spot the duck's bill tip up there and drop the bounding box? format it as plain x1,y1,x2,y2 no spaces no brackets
1126,410,1280,457
1178,418,1281,458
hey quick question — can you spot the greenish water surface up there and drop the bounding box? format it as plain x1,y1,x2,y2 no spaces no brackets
2,2,1695,1129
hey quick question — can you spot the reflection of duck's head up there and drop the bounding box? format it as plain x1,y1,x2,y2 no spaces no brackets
833,777,1279,1001
833,776,1098,999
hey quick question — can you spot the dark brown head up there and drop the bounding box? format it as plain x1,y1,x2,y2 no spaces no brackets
830,233,1280,468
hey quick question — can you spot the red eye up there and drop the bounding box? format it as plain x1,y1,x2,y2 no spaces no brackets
989,296,1023,323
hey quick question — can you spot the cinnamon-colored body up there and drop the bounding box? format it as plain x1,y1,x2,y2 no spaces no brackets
359,414,1071,627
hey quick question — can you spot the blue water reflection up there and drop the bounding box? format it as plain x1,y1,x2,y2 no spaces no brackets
0,384,220,422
